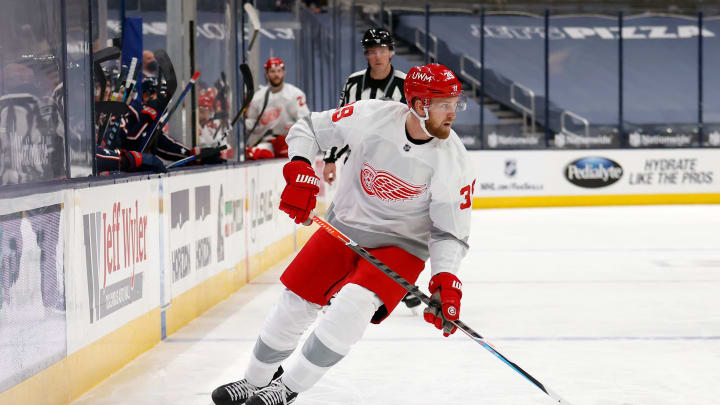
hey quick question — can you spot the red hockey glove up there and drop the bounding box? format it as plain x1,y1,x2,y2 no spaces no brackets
279,160,320,224
423,272,462,337
120,150,167,173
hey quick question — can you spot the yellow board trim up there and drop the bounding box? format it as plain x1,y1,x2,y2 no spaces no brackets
473,193,720,209
0,309,161,405
165,231,300,335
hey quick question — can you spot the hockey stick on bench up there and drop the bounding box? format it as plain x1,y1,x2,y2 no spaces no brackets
165,144,228,170
141,70,201,153
304,212,575,405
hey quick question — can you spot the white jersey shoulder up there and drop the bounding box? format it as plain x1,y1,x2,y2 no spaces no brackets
347,69,366,79
249,86,268,104
282,83,307,99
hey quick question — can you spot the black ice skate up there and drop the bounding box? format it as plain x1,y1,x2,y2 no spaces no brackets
245,379,298,405
211,366,284,405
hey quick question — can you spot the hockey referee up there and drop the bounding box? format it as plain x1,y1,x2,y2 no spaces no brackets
322,28,406,184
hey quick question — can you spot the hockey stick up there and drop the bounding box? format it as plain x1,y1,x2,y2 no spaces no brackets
97,64,129,145
141,70,201,153
213,63,255,142
111,57,137,101
154,49,178,101
305,212,575,405
98,58,138,145
165,144,228,169
122,60,142,103
101,65,143,146
93,46,122,102
244,3,261,52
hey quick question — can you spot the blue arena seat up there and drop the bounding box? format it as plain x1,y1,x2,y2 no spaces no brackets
392,12,720,134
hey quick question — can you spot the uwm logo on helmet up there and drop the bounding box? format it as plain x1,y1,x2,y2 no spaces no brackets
82,200,148,323
565,157,623,188
411,72,433,82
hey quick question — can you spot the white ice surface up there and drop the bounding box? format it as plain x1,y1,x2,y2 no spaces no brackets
69,205,720,405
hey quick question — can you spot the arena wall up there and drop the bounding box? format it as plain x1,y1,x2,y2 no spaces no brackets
0,157,333,405
1,150,719,405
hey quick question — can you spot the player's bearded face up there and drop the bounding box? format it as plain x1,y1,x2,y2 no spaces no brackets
266,67,285,87
425,97,458,139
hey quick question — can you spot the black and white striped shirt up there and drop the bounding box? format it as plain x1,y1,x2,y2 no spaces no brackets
325,66,406,163
339,66,407,107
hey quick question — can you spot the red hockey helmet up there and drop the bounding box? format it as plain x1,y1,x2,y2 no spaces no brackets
198,87,217,110
264,57,285,71
404,63,464,110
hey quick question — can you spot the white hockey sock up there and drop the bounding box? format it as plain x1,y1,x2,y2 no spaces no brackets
282,284,382,393
245,288,321,387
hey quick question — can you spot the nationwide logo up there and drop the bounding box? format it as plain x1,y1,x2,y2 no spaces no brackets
82,201,147,323
628,131,693,147
565,157,623,188
487,132,541,148
360,163,427,202
555,133,613,148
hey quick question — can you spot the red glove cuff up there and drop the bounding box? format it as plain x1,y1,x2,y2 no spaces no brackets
428,272,462,321
279,160,320,224
428,272,462,297
121,150,143,169
283,160,320,190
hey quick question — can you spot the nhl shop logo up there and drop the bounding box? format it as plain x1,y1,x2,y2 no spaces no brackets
504,159,517,178
83,201,147,323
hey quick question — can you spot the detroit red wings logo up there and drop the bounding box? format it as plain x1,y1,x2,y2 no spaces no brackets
360,163,427,202
260,108,282,126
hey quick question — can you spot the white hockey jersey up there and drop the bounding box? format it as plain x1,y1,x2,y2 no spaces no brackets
245,83,310,147
287,99,474,277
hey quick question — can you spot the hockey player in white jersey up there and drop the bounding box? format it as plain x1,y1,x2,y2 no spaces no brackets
211,63,474,405
245,57,310,160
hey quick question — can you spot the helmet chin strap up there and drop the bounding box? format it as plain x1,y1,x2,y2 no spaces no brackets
409,106,435,138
